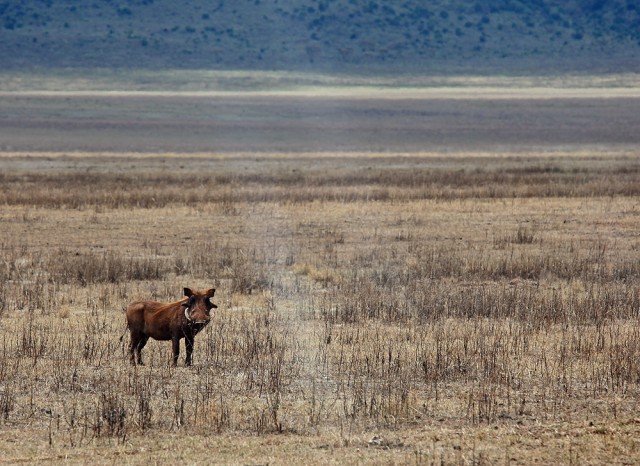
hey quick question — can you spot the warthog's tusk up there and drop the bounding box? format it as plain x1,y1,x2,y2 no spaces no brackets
184,307,192,322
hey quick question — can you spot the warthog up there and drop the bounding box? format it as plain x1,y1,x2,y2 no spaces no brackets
126,287,217,366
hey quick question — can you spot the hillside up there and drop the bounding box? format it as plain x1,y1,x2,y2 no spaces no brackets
1,0,640,73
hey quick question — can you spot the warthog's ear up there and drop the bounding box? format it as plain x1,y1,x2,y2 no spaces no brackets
184,287,194,297
206,288,218,309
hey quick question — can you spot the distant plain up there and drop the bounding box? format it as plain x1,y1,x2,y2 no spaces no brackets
1,72,640,154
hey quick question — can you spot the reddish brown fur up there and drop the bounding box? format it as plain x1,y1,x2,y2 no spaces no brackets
126,287,217,366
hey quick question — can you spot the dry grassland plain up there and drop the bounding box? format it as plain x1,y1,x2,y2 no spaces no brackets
1,78,640,464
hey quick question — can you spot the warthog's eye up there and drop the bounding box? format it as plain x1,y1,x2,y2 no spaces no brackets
183,296,195,308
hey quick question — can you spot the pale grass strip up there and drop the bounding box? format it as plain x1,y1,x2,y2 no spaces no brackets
1,149,639,160
2,86,640,99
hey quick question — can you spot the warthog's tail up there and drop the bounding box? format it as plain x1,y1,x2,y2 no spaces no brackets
119,307,128,343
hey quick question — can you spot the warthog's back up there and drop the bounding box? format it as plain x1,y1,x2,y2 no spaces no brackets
126,300,181,340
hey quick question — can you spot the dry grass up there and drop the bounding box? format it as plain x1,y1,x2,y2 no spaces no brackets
1,151,640,464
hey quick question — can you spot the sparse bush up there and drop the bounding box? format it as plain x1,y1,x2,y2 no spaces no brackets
117,7,132,17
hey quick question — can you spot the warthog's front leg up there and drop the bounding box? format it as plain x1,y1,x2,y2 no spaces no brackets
185,336,194,366
171,337,180,367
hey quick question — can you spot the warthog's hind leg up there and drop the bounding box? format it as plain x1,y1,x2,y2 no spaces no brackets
130,332,149,366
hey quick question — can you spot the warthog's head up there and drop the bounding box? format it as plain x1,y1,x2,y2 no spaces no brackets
182,287,217,329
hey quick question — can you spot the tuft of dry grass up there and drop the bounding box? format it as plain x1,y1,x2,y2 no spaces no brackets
1,151,640,464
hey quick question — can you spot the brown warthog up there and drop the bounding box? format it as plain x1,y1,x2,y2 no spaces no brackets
126,287,217,366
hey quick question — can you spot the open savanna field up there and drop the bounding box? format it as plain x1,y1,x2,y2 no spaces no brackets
1,80,640,464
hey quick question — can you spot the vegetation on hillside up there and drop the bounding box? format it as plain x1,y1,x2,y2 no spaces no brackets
1,0,639,72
